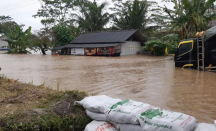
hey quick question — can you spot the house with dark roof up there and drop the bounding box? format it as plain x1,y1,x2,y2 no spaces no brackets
52,30,146,56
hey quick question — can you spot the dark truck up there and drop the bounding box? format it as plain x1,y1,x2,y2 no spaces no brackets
175,26,216,70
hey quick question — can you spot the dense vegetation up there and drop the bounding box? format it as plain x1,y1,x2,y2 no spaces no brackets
0,0,216,55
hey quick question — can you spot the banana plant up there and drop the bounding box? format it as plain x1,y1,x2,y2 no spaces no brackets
182,0,216,32
18,26,32,53
3,24,32,54
155,0,216,39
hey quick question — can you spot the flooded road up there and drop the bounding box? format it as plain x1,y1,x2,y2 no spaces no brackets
0,54,216,123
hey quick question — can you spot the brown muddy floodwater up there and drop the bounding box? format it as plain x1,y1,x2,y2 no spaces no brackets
0,54,216,123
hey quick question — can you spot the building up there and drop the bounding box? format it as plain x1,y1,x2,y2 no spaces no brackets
0,36,9,50
52,30,146,56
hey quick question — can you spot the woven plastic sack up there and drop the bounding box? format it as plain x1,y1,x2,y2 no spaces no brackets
194,123,216,131
75,95,121,113
86,110,106,121
106,100,153,124
137,109,197,131
84,121,118,131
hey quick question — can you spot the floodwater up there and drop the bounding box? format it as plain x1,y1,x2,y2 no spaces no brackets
0,53,216,123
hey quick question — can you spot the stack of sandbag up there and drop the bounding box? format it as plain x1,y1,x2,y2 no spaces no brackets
107,99,197,131
85,110,143,131
75,96,143,131
74,95,122,122
74,95,122,131
76,95,199,131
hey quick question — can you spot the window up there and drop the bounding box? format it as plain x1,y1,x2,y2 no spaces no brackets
178,42,193,56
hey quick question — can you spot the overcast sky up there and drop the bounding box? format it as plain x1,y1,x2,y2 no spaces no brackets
0,0,174,32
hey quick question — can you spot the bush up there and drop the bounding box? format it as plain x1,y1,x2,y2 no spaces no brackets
144,34,181,55
161,35,180,54
144,39,167,56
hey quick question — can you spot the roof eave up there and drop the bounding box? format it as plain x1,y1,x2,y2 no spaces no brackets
70,41,125,44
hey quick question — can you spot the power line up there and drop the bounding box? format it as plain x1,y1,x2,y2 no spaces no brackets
0,0,37,9
0,2,39,12
9,10,38,16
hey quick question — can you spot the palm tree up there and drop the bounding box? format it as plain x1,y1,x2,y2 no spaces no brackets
72,0,111,32
112,0,156,34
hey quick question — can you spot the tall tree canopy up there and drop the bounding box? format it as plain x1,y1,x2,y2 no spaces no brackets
72,0,112,32
111,0,159,36
53,24,75,47
0,16,13,35
33,0,75,28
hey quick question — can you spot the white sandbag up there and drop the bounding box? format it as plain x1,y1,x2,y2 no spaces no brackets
116,124,143,131
215,120,216,126
75,95,122,113
84,121,118,131
86,110,107,121
106,100,153,124
107,121,143,131
137,109,197,131
194,123,216,131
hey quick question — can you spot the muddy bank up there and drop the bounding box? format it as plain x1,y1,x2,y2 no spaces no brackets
0,76,91,131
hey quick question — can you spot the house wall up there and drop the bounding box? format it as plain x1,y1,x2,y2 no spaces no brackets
121,41,141,56
0,39,8,50
71,48,85,55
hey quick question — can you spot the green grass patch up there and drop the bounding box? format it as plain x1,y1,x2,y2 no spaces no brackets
0,76,91,131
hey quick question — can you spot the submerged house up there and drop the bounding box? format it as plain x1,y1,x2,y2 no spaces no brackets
52,30,146,56
0,36,9,50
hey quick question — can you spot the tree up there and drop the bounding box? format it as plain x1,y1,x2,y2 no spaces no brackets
53,24,75,47
182,0,216,32
0,16,12,23
29,29,54,55
0,21,18,36
111,0,159,35
3,24,32,54
33,0,80,48
33,0,75,28
72,0,112,32
0,16,13,35
158,0,216,39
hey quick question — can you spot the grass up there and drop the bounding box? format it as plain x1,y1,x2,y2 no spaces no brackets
57,79,61,91
0,76,91,131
